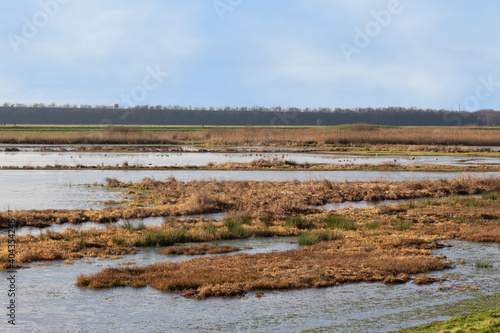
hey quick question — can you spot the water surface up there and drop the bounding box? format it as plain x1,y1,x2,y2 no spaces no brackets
1,239,498,332
1,150,498,167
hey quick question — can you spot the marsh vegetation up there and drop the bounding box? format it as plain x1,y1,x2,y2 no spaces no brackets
0,125,499,147
0,136,499,331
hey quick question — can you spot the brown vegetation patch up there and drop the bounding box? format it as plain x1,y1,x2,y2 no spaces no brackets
413,274,443,285
160,244,241,255
2,179,499,301
0,229,135,268
76,237,449,299
107,176,500,219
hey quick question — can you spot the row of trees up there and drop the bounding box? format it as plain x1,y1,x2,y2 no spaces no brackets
1,103,482,114
0,105,499,126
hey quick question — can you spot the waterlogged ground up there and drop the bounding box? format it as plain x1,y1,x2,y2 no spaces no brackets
2,169,500,211
0,239,498,332
1,150,499,167
1,145,499,332
0,214,224,237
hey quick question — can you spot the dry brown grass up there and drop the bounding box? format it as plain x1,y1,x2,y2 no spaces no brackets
1,127,499,146
2,176,499,229
73,191,499,298
160,244,241,255
76,235,449,299
110,176,500,219
1,188,498,291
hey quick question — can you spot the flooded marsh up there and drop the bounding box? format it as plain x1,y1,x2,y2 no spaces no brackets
0,144,499,332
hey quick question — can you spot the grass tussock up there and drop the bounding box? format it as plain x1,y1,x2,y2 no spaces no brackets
3,176,500,229
365,222,381,230
394,220,413,231
483,192,500,200
224,217,249,238
130,228,188,247
475,260,494,268
323,215,357,230
298,230,344,245
121,220,146,231
285,215,314,230
160,244,241,256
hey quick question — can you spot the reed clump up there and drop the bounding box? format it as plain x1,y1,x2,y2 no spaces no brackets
224,217,249,238
0,228,135,268
394,220,413,231
475,260,494,268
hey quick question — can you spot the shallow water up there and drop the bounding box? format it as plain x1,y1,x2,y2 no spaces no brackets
2,145,498,332
1,169,499,211
1,150,499,167
0,239,498,332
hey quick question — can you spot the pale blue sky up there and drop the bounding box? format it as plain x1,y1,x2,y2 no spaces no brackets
1,0,499,110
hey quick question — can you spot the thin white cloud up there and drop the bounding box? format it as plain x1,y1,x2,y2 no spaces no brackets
1,0,499,109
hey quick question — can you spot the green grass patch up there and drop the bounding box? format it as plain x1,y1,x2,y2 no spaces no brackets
298,230,344,246
132,228,187,247
483,192,500,200
39,231,66,241
364,221,380,230
259,215,273,227
456,215,470,224
121,220,146,231
202,222,217,234
285,215,314,230
465,197,489,207
224,218,249,238
323,215,357,230
394,220,413,231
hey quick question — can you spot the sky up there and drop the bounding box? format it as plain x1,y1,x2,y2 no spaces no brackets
1,0,500,111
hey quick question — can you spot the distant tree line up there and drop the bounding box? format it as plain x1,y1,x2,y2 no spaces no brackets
0,103,498,126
